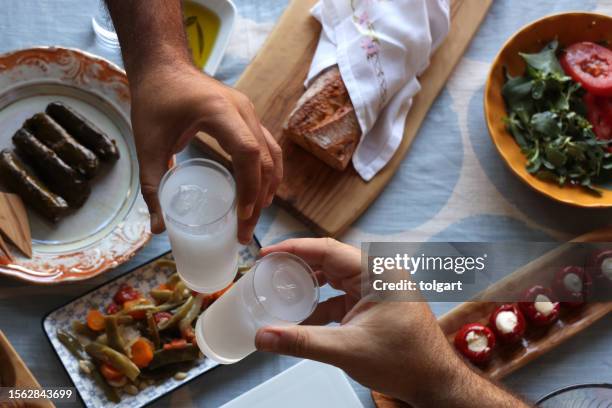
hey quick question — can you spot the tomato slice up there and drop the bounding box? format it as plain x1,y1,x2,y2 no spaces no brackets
113,284,141,305
585,93,612,152
561,42,612,96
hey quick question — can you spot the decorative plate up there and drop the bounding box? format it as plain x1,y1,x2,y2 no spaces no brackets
0,46,150,283
42,240,260,408
484,13,612,208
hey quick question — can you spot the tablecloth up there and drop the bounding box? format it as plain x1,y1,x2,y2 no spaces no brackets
0,0,611,407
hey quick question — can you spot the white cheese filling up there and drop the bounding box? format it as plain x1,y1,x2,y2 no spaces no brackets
495,311,518,334
563,273,583,294
466,331,488,353
601,258,612,281
534,294,554,316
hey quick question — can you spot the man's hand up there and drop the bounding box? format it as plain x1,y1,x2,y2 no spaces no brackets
129,63,282,242
106,0,282,243
255,238,531,408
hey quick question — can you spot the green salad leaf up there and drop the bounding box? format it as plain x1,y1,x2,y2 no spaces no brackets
502,41,612,195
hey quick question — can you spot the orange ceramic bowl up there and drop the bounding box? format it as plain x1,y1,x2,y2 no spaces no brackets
484,12,612,208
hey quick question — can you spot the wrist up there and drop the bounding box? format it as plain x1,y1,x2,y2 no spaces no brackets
407,351,469,408
126,54,196,92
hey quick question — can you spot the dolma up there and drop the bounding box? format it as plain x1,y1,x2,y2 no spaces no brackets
46,102,120,162
24,113,99,179
12,128,90,208
0,149,69,222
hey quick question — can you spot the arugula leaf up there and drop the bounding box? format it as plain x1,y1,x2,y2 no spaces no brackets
519,40,565,76
502,41,612,194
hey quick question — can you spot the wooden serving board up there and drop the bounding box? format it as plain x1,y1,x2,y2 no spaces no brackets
372,228,612,408
0,330,54,408
195,0,493,236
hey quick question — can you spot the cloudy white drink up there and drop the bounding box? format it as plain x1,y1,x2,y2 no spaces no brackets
159,159,239,293
195,252,319,364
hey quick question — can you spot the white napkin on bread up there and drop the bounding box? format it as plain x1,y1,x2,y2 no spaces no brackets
307,0,450,180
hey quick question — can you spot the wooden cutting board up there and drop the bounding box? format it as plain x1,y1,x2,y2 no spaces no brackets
195,0,493,236
372,227,612,408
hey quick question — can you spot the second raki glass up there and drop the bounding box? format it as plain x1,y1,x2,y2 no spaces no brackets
158,158,240,293
195,252,320,364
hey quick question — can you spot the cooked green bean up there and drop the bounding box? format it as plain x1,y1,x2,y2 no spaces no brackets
146,312,161,350
150,289,173,303
168,281,187,304
85,342,140,381
238,265,252,274
105,315,127,354
148,345,200,370
119,304,157,316
57,329,84,359
91,364,121,403
158,296,194,331
116,315,134,325
179,294,204,335
165,273,180,287
72,320,98,339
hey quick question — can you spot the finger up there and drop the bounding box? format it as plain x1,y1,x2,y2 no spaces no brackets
137,150,170,234
255,325,349,366
237,100,275,210
302,295,347,326
214,114,262,221
260,125,283,206
261,237,357,271
237,185,265,244
314,270,328,287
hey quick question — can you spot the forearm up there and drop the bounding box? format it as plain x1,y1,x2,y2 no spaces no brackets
105,0,192,86
416,359,531,408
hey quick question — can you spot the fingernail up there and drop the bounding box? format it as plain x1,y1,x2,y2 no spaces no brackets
238,203,254,220
151,214,160,230
264,193,274,207
256,330,280,352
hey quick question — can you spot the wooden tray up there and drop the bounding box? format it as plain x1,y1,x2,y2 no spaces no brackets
195,0,493,236
0,330,54,408
372,228,612,408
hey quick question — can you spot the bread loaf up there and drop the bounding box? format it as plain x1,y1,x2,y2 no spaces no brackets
284,66,361,171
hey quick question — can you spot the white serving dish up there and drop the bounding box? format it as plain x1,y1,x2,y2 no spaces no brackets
189,0,237,76
220,359,364,408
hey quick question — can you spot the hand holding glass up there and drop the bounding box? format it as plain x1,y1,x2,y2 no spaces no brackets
196,252,320,364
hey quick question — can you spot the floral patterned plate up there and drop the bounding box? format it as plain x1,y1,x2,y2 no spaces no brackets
42,240,260,408
0,47,150,283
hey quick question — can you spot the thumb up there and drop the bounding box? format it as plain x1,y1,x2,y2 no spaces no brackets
139,156,170,234
255,325,348,366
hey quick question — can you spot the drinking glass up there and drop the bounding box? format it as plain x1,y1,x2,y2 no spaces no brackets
92,1,120,48
159,158,240,293
195,252,320,364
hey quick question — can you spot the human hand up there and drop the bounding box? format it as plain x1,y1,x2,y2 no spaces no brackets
255,238,529,408
129,62,282,243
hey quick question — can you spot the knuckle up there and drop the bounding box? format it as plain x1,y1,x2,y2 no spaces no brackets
289,328,309,355
324,237,339,249
261,155,275,175
237,138,261,157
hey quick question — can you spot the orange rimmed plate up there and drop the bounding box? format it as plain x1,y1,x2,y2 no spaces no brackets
484,12,612,208
0,47,151,284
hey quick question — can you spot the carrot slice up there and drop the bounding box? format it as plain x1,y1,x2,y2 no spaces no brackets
86,309,106,331
163,338,188,351
130,338,154,368
100,363,125,381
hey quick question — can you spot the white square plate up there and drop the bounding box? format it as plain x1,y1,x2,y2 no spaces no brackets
221,359,364,408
